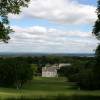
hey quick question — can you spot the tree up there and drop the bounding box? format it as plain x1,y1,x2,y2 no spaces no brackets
0,0,30,42
93,0,100,38
14,60,33,89
0,59,15,86
0,58,33,89
77,68,94,90
92,0,100,89
31,64,38,76
92,45,100,89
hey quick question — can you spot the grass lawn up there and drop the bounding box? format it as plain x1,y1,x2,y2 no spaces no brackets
0,77,100,99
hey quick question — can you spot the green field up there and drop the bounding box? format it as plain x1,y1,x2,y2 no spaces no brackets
0,77,100,99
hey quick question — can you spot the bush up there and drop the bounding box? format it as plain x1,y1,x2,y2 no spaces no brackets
77,68,95,90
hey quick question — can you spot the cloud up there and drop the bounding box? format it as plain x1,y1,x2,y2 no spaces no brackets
8,0,96,24
5,0,98,53
0,25,98,53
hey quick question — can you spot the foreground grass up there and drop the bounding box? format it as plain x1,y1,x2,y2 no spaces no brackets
6,95,100,100
0,77,100,99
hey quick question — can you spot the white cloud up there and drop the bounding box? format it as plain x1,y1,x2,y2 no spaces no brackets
0,25,98,53
8,0,96,24
5,0,98,53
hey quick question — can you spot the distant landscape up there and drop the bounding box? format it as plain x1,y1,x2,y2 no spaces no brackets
0,0,100,100
0,52,95,57
0,53,99,100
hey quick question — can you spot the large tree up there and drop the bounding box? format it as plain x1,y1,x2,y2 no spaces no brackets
92,0,100,89
93,0,100,38
0,58,33,89
0,0,30,42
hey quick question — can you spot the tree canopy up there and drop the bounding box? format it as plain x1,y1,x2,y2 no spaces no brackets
0,58,33,89
93,0,100,39
0,0,30,42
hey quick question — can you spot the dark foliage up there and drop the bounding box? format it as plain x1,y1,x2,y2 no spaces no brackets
92,0,100,89
0,0,30,42
93,0,100,38
0,58,33,89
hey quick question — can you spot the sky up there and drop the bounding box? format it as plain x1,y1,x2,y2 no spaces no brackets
0,0,99,53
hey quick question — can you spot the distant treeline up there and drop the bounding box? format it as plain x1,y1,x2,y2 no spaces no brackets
0,55,94,64
0,52,94,57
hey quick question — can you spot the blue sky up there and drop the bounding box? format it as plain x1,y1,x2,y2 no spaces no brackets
0,0,99,53
78,0,96,5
